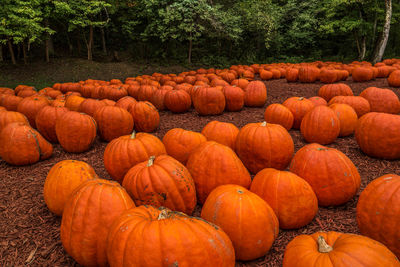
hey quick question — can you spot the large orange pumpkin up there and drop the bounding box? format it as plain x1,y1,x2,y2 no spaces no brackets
355,112,400,159
60,179,135,267
318,83,353,101
35,106,69,143
106,205,235,267
129,101,159,132
250,168,318,229
64,95,85,111
329,103,358,137
222,85,245,111
55,111,97,153
360,87,400,114
193,87,226,115
17,96,49,128
0,110,29,132
357,174,400,258
282,97,315,129
43,160,98,216
115,96,137,111
78,98,107,117
1,95,23,111
186,141,251,203
388,69,400,87
264,103,294,130
235,122,294,174
201,120,239,150
308,96,328,107
352,67,374,82
298,66,320,83
290,143,360,206
243,81,267,107
283,231,399,267
122,155,196,214
164,89,191,113
328,95,371,117
201,185,279,261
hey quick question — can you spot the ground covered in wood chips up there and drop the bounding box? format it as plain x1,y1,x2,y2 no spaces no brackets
1,77,399,266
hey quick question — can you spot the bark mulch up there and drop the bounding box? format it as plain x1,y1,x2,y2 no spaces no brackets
0,77,399,266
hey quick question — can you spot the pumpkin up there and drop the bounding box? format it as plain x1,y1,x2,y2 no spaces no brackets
329,103,358,137
222,85,245,111
352,67,374,82
122,155,196,214
264,103,294,130
201,185,279,261
193,87,226,115
360,87,400,114
357,174,400,258
319,69,338,83
300,106,340,145
286,68,299,82
298,66,320,83
164,89,191,113
231,78,249,89
201,121,239,150
55,111,97,153
250,168,318,229
0,122,53,165
318,83,353,101
93,106,134,142
17,88,37,98
283,231,399,267
104,131,166,183
35,106,69,143
244,81,267,107
1,95,23,111
260,69,273,80
0,110,29,132
17,96,49,128
328,95,371,117
162,128,207,164
149,88,169,111
290,143,360,206
137,85,157,101
64,95,85,111
115,96,137,111
308,96,327,106
60,179,135,267
186,141,251,203
388,69,400,87
43,160,98,216
236,122,294,173
282,97,315,129
129,101,160,132
106,205,235,267
101,99,116,106
78,98,107,117
355,112,400,159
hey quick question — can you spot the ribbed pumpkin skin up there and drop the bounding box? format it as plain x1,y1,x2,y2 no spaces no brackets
290,143,360,206
201,121,239,150
388,69,400,87
64,95,85,111
193,87,226,115
318,83,353,101
360,87,400,114
222,85,245,111
186,141,251,203
78,98,107,117
352,67,374,82
17,96,49,128
282,97,315,129
104,132,166,183
244,81,267,107
43,160,98,216
106,206,235,267
201,185,279,261
250,168,318,229
357,174,400,258
122,155,196,214
308,96,327,106
286,68,299,82
162,128,207,164
298,66,320,83
149,89,169,110
0,111,29,132
164,89,191,113
93,106,134,142
35,106,69,143
55,111,97,153
329,103,358,137
129,101,160,132
328,95,371,117
355,112,400,159
283,231,400,267
300,106,340,145
1,95,23,111
235,122,294,174
264,103,294,130
0,122,53,165
60,179,135,267
115,96,137,111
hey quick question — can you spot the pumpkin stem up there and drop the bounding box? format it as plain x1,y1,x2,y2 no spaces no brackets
157,209,169,220
130,131,136,139
298,97,304,100
261,121,267,126
147,156,156,167
317,236,333,253
316,147,328,151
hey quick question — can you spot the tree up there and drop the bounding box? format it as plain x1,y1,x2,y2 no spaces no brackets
371,0,393,63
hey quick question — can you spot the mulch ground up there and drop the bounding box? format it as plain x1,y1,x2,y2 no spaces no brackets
1,77,399,266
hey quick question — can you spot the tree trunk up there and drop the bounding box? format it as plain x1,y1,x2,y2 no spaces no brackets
8,40,16,65
371,0,392,64
45,38,50,63
360,36,366,61
87,25,93,60
22,41,28,64
354,31,361,58
100,27,107,55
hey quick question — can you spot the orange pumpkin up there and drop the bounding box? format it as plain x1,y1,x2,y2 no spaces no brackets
298,66,320,83
193,87,226,115
149,88,169,111
264,103,294,130
201,185,279,261
78,98,107,117
115,96,137,111
64,95,85,111
360,87,400,114
352,67,374,82
0,110,30,132
17,96,49,128
129,101,159,132
290,143,360,206
1,95,23,111
286,68,299,82
164,89,191,113
308,96,327,106
329,103,358,137
250,168,318,229
318,83,353,101
244,81,267,107
35,106,69,143
222,85,245,111
388,69,400,87
328,95,370,117
201,121,239,150
282,97,315,129
106,205,235,267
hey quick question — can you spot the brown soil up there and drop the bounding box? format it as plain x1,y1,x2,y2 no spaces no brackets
1,77,399,266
